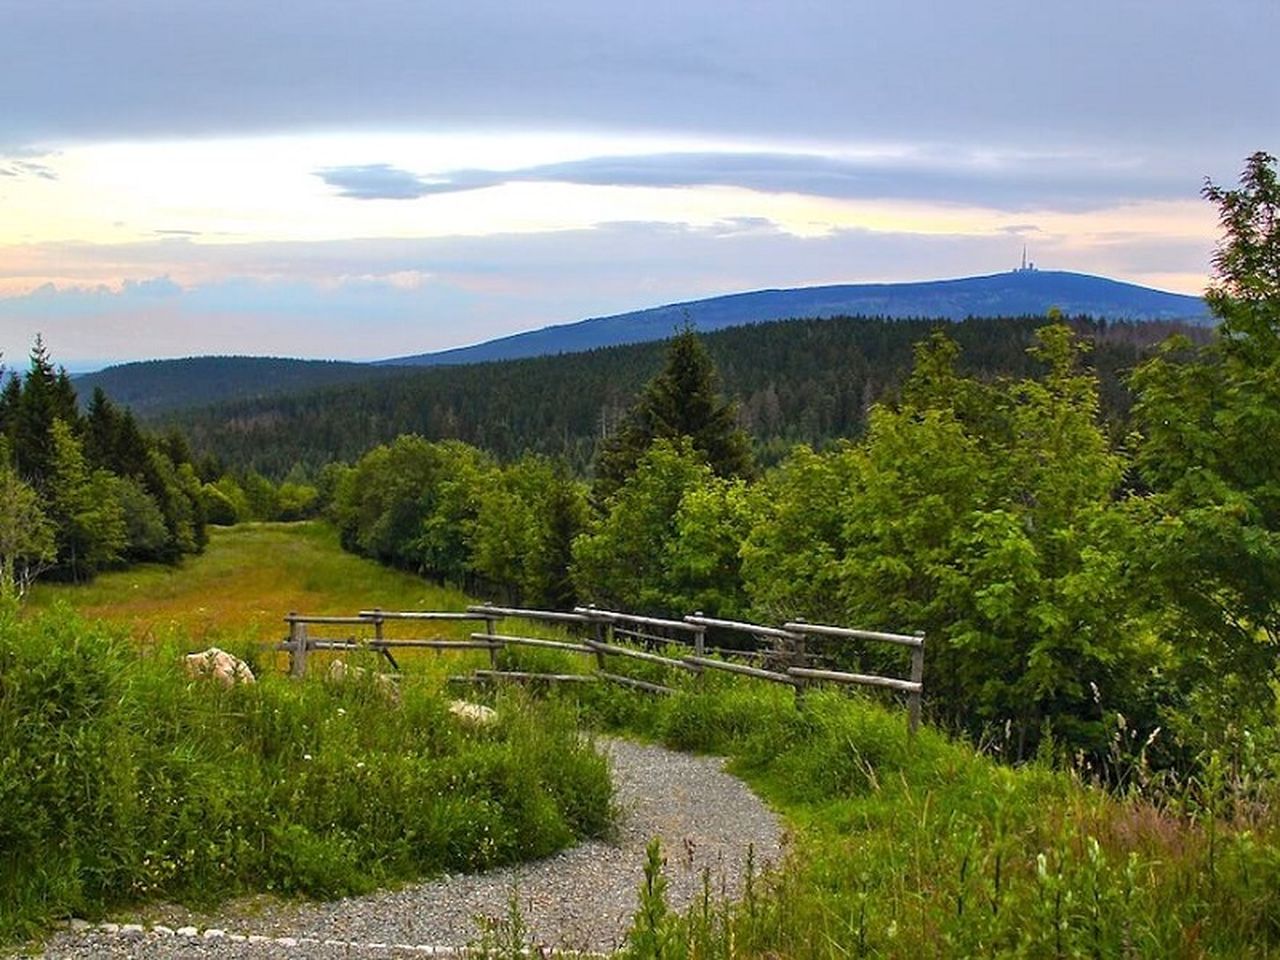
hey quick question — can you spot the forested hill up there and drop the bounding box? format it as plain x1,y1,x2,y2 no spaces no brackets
382,270,1212,367
74,356,406,416
74,272,1209,417
164,315,1204,478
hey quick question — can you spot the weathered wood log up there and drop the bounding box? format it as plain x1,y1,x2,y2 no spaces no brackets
573,607,703,634
599,671,674,695
468,604,600,625
469,632,595,654
683,655,797,685
784,621,924,648
587,639,698,670
683,614,801,642
472,669,598,683
908,638,926,734
363,639,501,650
359,610,491,621
786,666,922,693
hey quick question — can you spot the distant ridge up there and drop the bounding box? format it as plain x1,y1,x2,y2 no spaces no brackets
380,270,1211,367
75,355,404,416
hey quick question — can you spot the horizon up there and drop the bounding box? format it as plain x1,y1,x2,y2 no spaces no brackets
2,2,1274,368
54,264,1209,375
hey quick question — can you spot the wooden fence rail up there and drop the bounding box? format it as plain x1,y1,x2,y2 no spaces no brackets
280,604,926,733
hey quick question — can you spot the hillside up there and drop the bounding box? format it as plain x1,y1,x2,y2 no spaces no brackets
382,270,1212,367
73,272,1211,418
164,315,1201,477
74,355,406,416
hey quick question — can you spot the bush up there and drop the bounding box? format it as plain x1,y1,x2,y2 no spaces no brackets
0,606,613,941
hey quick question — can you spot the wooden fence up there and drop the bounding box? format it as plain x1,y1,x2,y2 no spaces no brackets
280,604,926,733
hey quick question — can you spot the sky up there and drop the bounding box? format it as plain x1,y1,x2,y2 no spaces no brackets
1,1,1276,371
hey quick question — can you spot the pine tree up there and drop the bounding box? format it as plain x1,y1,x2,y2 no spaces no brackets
594,327,753,499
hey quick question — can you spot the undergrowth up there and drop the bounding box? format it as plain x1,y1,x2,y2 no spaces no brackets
575,675,1280,958
0,604,613,943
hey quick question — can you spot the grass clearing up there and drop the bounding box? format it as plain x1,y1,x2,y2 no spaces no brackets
25,521,471,648
568,679,1280,958
0,605,613,943
17,520,1280,956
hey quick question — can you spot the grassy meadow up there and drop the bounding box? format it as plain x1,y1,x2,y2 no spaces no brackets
8,520,1280,957
25,521,472,647
1,522,615,942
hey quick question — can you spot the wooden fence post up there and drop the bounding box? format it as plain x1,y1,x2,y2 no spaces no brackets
792,617,807,709
484,611,499,670
692,618,706,687
592,608,609,674
288,612,309,678
908,633,925,735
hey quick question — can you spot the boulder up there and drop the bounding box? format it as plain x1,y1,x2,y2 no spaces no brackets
183,647,255,686
449,699,497,726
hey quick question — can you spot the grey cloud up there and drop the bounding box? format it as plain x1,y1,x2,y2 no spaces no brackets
316,163,441,200
0,159,57,180
1,220,1211,367
319,150,1196,212
1,1,1274,173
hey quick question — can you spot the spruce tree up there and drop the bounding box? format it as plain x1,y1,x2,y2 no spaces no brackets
594,327,753,499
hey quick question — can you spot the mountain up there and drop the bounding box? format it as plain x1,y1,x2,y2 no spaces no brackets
75,355,406,416
74,271,1211,418
381,270,1211,367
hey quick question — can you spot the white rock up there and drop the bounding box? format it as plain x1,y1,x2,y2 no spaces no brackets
68,919,92,933
152,925,174,936
176,926,199,937
203,928,226,939
449,699,497,725
98,923,119,934
183,647,255,687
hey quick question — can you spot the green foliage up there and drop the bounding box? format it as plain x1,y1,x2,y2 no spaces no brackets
472,455,589,607
1129,151,1280,742
574,438,751,616
332,435,498,584
160,315,1176,480
46,420,127,581
105,473,171,563
584,684,1280,959
595,327,754,500
0,459,54,597
746,325,1150,757
0,609,612,940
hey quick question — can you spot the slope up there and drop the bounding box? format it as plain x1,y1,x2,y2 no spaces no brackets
382,270,1211,367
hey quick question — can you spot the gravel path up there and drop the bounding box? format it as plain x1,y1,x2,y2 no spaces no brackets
31,737,785,959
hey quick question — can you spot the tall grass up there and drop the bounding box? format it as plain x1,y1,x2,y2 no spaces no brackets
583,682,1280,958
0,604,612,942
23,521,472,647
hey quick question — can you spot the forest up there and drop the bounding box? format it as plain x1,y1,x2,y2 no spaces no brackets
0,341,209,592
159,313,1205,478
7,154,1278,777
320,152,1280,772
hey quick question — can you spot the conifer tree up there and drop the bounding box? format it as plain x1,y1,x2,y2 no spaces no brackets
594,326,753,499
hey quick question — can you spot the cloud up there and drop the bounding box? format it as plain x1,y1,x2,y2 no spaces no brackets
0,218,1212,368
2,1,1274,170
316,163,441,200
0,159,57,180
317,150,1196,212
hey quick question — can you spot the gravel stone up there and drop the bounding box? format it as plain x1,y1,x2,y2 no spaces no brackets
31,737,784,958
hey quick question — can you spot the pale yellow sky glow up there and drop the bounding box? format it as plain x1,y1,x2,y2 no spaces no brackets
0,133,1214,299
3,0,1271,366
